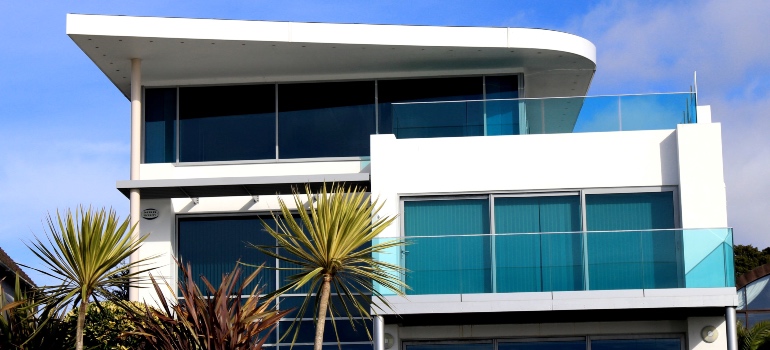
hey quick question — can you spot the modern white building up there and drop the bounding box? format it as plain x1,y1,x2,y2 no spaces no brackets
67,14,737,350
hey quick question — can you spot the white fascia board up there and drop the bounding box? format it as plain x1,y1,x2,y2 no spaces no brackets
66,14,595,62
66,14,292,42
508,28,597,64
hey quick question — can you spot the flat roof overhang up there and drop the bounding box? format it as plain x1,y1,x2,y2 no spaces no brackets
116,173,370,199
66,14,597,99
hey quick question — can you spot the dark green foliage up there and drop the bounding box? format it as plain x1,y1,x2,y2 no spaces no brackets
739,321,770,350
0,274,67,349
59,301,148,350
735,245,770,279
123,261,288,350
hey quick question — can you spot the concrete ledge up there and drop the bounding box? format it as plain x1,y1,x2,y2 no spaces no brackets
374,288,737,315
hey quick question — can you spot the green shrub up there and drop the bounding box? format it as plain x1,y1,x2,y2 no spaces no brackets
60,301,148,350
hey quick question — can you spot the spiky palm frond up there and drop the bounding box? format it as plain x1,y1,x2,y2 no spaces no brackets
22,207,157,350
250,183,408,349
124,261,288,350
739,320,770,350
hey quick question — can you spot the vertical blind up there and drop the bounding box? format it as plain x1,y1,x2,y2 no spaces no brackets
402,192,678,294
585,192,679,290
404,199,490,294
494,196,582,292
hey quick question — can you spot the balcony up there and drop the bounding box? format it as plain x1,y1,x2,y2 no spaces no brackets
391,92,697,139
373,228,734,296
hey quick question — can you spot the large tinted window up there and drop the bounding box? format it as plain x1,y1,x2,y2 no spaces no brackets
144,88,177,163
179,85,275,162
485,75,520,135
278,81,375,159
403,199,491,294
177,216,277,293
585,192,679,290
379,77,483,138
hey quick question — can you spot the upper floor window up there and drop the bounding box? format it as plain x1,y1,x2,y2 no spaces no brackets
143,75,520,163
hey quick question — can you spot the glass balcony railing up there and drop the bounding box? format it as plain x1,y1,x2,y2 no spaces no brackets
391,92,697,139
373,228,733,295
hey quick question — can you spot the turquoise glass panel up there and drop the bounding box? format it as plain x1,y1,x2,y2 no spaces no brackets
405,235,491,294
485,76,519,136
683,228,734,288
494,196,581,292
403,199,490,294
620,93,697,130
570,96,620,133
587,230,644,290
585,192,678,290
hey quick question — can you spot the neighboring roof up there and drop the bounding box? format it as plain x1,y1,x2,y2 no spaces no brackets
66,14,596,99
737,263,770,290
0,247,35,289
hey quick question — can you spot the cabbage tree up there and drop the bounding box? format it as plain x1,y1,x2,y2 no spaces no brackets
252,184,407,350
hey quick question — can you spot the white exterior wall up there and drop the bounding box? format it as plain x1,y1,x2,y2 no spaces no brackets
135,193,318,303
138,159,369,180
370,123,727,239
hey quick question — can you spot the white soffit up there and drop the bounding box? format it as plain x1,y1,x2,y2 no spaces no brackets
66,14,597,98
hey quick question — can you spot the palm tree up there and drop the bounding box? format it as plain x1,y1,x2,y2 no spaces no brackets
738,320,770,350
252,184,407,350
23,207,154,350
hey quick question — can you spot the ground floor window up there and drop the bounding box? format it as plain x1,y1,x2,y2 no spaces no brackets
177,214,372,349
404,336,683,350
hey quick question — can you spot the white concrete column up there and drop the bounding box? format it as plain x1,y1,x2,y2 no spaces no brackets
726,306,738,350
129,58,142,302
373,315,385,350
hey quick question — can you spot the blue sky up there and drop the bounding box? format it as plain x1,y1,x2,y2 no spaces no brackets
1,0,769,286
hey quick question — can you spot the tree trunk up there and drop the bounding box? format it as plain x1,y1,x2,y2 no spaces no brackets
314,274,332,350
76,299,87,350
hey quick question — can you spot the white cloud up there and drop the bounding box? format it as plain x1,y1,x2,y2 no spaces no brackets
569,0,770,246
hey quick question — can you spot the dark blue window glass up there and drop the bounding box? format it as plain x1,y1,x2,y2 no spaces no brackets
499,340,585,350
290,345,373,350
179,85,275,162
278,81,375,159
379,77,483,138
279,294,371,319
144,88,176,163
591,338,681,350
406,343,493,350
279,319,372,343
177,216,277,295
585,192,680,290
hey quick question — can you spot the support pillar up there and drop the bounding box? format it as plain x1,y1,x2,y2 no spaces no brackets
726,306,738,350
373,315,384,350
128,58,142,302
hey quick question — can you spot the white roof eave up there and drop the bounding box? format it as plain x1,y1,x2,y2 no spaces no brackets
66,14,597,98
